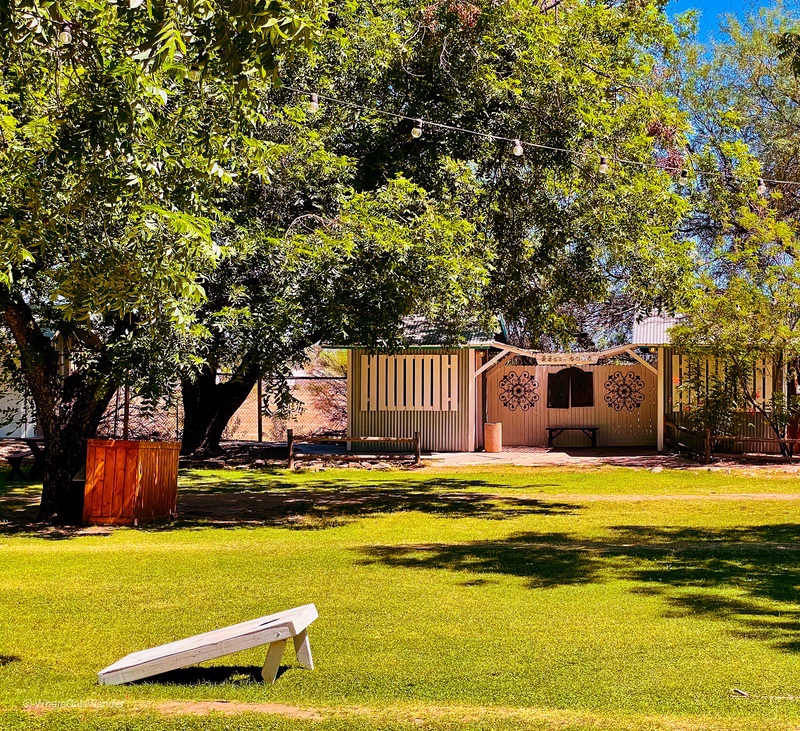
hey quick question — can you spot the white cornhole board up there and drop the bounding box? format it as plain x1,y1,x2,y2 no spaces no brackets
97,603,318,686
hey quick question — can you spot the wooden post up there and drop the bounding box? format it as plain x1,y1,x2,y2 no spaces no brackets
122,382,130,441
413,431,421,465
656,347,665,452
113,388,121,439
257,378,263,443
704,428,712,465
287,428,294,469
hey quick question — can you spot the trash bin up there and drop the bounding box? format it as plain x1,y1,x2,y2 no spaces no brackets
484,422,502,453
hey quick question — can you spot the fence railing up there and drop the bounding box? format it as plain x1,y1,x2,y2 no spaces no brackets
666,419,800,463
664,421,710,463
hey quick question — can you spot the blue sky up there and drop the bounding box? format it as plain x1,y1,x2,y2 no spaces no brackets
666,0,770,42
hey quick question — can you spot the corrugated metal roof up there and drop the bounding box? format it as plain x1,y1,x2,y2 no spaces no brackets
326,315,502,349
400,316,498,347
631,314,684,345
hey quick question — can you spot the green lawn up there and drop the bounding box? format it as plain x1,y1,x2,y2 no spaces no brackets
1,465,800,730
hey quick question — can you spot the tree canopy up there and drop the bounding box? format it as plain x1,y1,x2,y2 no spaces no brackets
0,0,325,520
668,5,800,441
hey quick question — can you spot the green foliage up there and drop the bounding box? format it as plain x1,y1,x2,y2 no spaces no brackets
667,5,800,441
298,177,491,349
679,370,738,435
0,0,324,389
284,0,694,347
776,29,800,76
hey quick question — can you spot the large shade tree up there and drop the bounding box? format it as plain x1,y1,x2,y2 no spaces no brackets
294,0,695,347
668,6,800,447
0,0,326,522
180,0,698,452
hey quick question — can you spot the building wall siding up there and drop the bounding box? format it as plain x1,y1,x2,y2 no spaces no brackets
0,389,37,438
485,364,658,448
347,348,476,452
662,347,784,454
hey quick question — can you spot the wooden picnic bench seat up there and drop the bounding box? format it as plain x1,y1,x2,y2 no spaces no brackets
547,427,599,449
288,430,421,468
5,449,33,482
98,603,318,685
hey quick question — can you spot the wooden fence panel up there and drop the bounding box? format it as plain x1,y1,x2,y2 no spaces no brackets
83,440,180,526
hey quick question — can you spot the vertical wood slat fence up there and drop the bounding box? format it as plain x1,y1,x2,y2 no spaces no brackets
83,440,181,526
360,355,459,412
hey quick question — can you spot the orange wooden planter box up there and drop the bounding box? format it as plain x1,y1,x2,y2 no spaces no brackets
83,440,181,526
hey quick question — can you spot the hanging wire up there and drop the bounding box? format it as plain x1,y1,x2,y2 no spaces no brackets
280,85,799,189
7,7,800,191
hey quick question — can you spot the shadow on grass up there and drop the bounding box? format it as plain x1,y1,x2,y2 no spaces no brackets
167,477,579,532
361,523,800,652
0,472,579,537
131,665,267,686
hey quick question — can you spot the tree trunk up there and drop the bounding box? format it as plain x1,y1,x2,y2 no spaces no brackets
34,381,117,523
181,363,259,454
2,294,118,523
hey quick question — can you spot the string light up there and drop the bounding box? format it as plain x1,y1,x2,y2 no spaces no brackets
58,23,73,45
285,88,800,193
2,12,798,195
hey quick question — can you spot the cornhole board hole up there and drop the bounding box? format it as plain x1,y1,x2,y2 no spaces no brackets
97,603,318,685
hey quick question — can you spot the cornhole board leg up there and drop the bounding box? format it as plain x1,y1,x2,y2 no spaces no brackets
261,629,314,682
262,639,287,683
293,629,314,669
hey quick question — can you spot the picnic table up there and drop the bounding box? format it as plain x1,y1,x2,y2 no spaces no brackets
5,437,46,481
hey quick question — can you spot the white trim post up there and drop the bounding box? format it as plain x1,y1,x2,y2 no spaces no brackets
657,347,665,451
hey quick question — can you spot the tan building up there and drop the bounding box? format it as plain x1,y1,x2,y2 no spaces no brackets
339,315,787,454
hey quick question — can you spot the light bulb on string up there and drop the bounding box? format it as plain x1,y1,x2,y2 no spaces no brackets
274,87,800,191
58,23,73,44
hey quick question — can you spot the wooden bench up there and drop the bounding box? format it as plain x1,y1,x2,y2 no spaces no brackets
547,427,599,449
97,603,318,685
288,430,421,468
5,449,32,482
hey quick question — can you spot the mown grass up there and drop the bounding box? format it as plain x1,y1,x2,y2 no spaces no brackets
1,465,800,730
